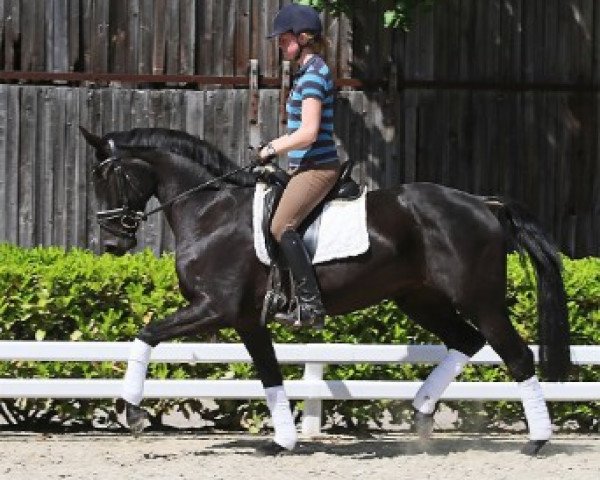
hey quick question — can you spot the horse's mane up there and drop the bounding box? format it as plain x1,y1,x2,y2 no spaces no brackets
107,128,257,187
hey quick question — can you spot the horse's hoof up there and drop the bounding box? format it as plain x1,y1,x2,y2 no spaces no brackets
413,410,435,440
125,401,148,437
521,439,548,456
256,441,290,456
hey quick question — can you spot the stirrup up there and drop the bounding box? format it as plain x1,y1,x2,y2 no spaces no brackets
260,289,288,326
273,300,325,330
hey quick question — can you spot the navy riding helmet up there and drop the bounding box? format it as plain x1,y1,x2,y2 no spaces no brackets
267,3,322,38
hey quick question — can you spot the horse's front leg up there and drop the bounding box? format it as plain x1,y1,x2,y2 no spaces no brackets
121,300,224,435
237,325,297,455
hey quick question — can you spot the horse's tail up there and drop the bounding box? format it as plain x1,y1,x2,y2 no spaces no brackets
484,197,571,381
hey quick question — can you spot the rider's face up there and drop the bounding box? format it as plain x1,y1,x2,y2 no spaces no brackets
278,32,299,60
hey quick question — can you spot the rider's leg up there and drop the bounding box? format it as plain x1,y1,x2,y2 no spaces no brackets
275,229,326,327
270,164,339,327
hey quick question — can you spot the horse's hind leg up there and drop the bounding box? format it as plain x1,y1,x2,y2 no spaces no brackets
397,292,486,437
473,307,551,455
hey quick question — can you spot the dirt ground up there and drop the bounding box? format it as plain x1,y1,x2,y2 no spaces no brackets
0,431,598,480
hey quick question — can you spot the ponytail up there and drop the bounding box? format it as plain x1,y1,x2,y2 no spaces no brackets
299,31,325,55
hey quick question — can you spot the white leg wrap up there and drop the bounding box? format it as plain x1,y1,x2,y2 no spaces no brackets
413,349,470,414
518,375,552,441
265,385,297,450
121,339,152,406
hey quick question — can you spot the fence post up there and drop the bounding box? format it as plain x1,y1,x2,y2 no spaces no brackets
301,362,324,436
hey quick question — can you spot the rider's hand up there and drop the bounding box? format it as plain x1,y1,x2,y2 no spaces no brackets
249,148,261,168
249,143,277,172
256,141,277,165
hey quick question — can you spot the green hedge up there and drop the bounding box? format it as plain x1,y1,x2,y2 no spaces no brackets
0,244,598,432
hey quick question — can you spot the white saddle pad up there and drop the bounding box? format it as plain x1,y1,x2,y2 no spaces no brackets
253,182,369,265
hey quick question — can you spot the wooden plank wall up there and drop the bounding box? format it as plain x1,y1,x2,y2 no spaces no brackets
0,86,337,253
0,1,595,82
0,84,597,257
0,0,351,79
351,0,599,257
0,1,598,256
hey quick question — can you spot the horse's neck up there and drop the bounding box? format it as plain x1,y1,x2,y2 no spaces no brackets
167,187,254,246
133,146,254,241
151,157,206,204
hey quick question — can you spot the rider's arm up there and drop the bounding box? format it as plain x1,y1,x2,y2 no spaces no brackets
259,97,322,161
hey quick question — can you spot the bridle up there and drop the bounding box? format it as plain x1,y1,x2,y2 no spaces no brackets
94,140,147,240
94,139,256,240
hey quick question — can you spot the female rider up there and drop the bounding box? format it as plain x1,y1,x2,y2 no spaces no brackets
258,3,340,329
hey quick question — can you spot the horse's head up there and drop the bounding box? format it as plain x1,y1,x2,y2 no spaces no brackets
80,126,157,255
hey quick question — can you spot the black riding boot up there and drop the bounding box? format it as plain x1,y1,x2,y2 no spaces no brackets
274,230,326,329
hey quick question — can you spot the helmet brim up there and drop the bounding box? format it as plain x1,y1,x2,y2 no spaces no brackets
266,27,288,39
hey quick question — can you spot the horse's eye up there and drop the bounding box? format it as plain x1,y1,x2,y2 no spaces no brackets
92,163,111,181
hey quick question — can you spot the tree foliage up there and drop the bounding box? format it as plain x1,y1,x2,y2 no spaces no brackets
297,0,436,30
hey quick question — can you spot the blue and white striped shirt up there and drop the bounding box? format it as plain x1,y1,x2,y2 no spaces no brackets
286,55,338,170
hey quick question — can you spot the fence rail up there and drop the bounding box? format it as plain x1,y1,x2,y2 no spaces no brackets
1,342,599,364
1,342,598,435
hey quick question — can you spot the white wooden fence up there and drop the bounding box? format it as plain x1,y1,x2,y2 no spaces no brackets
0,342,598,435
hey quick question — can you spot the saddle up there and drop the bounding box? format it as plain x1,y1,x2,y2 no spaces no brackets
254,160,361,325
255,160,361,260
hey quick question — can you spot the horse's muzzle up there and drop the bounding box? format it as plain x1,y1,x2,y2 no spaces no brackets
103,236,137,256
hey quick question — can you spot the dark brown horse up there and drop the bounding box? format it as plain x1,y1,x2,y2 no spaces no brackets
80,126,570,456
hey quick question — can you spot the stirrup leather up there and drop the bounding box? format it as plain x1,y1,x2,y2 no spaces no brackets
260,265,289,326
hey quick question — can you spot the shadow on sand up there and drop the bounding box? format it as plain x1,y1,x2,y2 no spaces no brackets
197,433,595,459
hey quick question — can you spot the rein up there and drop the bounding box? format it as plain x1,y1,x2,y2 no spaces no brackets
141,163,255,219
96,140,257,238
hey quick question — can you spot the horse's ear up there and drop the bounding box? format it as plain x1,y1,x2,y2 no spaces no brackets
79,126,104,151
